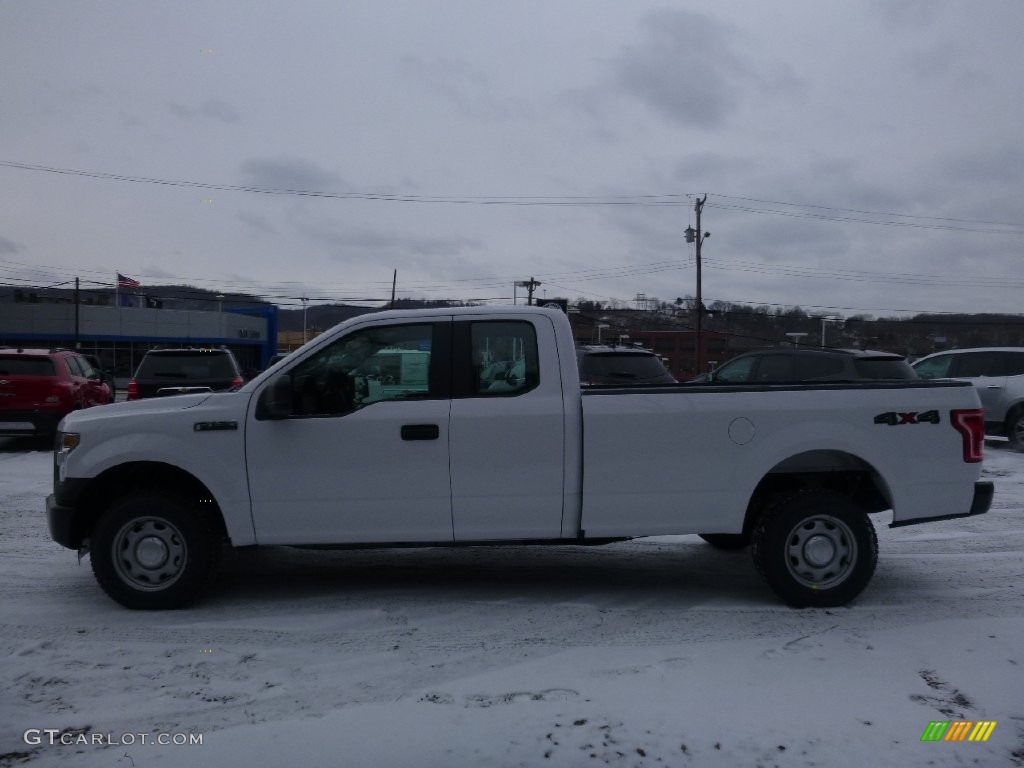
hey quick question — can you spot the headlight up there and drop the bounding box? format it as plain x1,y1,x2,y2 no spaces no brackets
56,432,80,455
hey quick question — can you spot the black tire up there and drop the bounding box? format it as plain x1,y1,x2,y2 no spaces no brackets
751,489,877,608
90,493,222,609
698,533,750,550
1006,407,1024,452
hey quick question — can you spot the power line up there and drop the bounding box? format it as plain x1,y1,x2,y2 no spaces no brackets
3,159,1023,235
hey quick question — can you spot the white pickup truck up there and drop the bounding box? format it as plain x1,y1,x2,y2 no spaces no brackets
47,306,993,610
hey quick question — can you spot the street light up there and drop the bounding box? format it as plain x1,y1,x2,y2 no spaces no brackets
820,316,841,348
786,332,809,347
301,297,309,344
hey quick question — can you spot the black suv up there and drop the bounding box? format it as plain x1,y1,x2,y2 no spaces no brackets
577,345,676,386
700,348,916,384
127,348,244,400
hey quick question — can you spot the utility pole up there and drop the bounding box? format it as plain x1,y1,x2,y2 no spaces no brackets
74,277,80,348
521,277,541,306
685,196,710,375
390,269,397,308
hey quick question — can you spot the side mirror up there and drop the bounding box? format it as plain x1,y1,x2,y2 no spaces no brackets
256,375,293,420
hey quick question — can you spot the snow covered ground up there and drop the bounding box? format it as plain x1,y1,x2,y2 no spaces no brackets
1,437,1022,767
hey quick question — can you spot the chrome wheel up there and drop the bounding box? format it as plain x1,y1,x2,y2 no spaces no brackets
111,516,188,591
784,515,857,589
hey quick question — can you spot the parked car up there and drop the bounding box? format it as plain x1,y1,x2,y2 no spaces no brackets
577,345,676,386
696,348,917,384
0,348,112,439
82,354,117,402
912,348,1024,450
127,348,244,400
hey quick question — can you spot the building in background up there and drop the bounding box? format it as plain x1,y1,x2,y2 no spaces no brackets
0,302,277,380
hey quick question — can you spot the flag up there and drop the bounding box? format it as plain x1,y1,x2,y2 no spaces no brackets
117,273,140,289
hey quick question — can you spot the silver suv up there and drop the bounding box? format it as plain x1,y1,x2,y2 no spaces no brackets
912,348,1024,450
702,348,916,384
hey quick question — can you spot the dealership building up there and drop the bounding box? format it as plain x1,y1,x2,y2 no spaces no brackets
0,302,277,379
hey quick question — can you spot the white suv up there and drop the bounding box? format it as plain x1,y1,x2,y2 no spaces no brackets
913,348,1024,450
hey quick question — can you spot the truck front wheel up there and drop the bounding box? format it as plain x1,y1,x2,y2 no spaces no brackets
751,490,877,608
90,494,221,609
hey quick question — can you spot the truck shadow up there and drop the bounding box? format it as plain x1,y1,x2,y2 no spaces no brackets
213,539,768,607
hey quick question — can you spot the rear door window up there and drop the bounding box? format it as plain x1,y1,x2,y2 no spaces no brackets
75,355,97,378
852,359,915,380
64,356,86,378
794,356,845,380
954,352,1001,378
754,355,794,381
999,352,1024,377
469,321,539,396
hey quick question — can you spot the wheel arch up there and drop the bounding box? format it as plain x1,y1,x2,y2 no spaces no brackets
1004,400,1024,427
72,462,228,547
741,450,892,536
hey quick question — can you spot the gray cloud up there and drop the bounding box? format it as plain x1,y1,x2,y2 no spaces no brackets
872,0,944,29
401,56,513,121
0,236,20,255
239,157,348,192
168,99,240,124
236,211,277,235
288,211,483,273
610,9,752,129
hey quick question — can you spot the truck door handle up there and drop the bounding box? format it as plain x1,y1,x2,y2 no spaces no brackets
986,385,1002,389
401,424,439,441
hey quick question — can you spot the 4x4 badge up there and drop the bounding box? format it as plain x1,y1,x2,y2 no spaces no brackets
874,410,940,426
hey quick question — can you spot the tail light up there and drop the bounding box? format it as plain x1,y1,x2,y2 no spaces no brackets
951,409,985,463
230,376,243,391
45,383,73,406
126,379,139,400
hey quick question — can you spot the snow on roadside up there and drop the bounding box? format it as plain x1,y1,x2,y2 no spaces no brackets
2,440,1023,767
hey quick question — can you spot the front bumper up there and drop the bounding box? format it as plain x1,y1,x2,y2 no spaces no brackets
47,493,79,549
0,411,63,437
46,476,90,549
889,481,995,528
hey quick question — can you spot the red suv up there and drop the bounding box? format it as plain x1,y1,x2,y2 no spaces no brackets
0,348,113,439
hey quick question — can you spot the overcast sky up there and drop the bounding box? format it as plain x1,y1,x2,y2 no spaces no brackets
2,1,1023,317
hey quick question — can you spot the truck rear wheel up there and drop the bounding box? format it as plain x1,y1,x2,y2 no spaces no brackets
90,494,221,609
751,490,877,608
